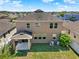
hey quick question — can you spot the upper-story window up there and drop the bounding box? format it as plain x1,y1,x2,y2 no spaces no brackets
74,35,76,38
54,23,58,28
27,23,30,28
68,30,70,34
50,23,53,29
35,23,40,27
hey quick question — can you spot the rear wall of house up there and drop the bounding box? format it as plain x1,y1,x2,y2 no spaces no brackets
16,21,63,43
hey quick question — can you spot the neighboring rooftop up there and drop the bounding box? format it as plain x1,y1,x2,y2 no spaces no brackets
17,10,63,22
34,9,44,13
0,19,10,22
60,14,79,21
63,20,79,35
0,21,15,36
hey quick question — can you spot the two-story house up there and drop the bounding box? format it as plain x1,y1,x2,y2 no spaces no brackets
11,10,64,50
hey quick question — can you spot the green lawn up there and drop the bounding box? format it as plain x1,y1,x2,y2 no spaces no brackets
16,43,79,59
15,50,27,56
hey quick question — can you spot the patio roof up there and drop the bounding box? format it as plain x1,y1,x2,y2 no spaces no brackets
11,31,32,40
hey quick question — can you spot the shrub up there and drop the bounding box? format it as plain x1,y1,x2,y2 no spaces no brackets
0,44,15,59
59,34,71,47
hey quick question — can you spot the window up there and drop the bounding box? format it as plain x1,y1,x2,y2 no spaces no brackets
3,34,6,38
53,37,56,39
50,23,53,29
54,23,58,28
39,37,41,39
27,23,30,28
68,30,70,34
34,37,37,39
22,40,28,42
74,35,76,38
35,23,40,27
43,37,46,39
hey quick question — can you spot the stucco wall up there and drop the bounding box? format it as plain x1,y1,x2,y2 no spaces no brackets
0,28,16,48
16,21,63,43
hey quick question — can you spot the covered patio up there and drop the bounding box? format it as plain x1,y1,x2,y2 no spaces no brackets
11,31,32,50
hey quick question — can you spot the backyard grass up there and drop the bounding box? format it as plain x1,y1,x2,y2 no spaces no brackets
16,43,79,59
15,50,27,56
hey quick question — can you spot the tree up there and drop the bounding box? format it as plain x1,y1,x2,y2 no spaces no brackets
59,11,66,17
59,34,71,47
0,44,15,59
60,13,64,17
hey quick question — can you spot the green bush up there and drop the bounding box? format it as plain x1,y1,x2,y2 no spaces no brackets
15,50,27,56
59,34,71,47
60,13,64,17
0,44,15,59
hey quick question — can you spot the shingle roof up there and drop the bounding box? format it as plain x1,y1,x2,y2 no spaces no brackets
63,20,79,34
0,19,10,22
34,9,44,13
0,21,15,36
61,14,79,20
17,12,63,22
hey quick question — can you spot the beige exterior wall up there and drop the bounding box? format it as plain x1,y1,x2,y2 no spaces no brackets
68,31,79,42
16,21,63,33
32,34,52,43
0,28,16,48
62,28,79,44
62,21,79,44
16,21,63,43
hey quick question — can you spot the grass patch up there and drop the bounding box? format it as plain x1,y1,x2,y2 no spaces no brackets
15,50,27,57
30,43,69,52
16,43,79,59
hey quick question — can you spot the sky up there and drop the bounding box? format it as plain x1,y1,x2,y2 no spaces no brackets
0,0,79,12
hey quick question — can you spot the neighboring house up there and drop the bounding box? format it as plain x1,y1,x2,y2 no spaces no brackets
0,21,16,48
9,13,18,19
63,20,79,54
11,10,64,50
60,14,79,21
